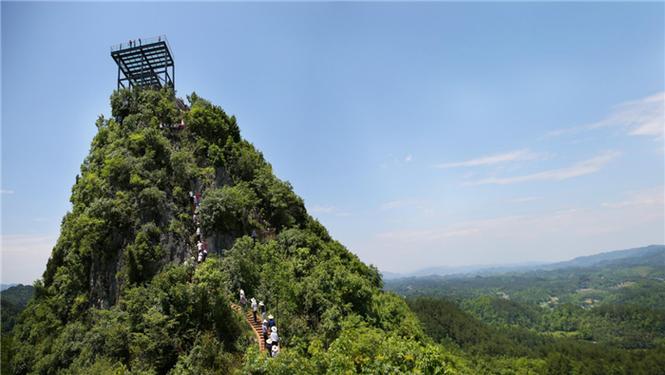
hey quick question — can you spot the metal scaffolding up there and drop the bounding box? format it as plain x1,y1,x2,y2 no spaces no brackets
111,35,174,90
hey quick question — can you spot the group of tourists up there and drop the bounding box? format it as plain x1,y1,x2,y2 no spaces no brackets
125,36,163,49
239,289,281,358
191,191,208,263
127,38,141,48
189,190,279,356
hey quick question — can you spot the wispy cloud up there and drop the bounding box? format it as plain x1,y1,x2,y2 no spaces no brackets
602,186,664,209
377,226,481,242
309,204,351,217
435,149,540,169
466,151,619,186
1,234,57,252
547,92,665,140
509,196,542,203
380,199,427,211
380,153,415,169
32,217,55,223
1,234,58,284
0,189,14,195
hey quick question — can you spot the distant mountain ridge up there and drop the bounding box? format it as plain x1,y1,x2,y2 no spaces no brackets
1,284,35,332
383,244,665,280
0,284,18,292
539,244,665,270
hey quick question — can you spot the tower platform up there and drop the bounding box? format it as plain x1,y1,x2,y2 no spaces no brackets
111,35,174,90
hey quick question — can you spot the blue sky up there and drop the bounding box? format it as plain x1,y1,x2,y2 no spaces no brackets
2,2,664,283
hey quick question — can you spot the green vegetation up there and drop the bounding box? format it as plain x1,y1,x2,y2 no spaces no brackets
386,253,665,374
7,87,663,374
6,89,464,374
1,285,35,374
1,285,34,333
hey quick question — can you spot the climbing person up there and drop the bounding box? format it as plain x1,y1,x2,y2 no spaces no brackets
197,251,203,263
259,301,266,321
268,314,275,328
270,326,279,344
251,298,258,323
239,289,247,309
261,319,268,341
197,241,203,255
265,338,273,355
271,344,280,358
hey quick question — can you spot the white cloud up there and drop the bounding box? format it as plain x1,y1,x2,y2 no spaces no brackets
0,189,14,195
377,226,481,242
435,149,540,169
509,196,541,203
1,234,57,284
602,186,665,209
33,217,55,223
467,151,619,186
380,153,415,169
380,199,426,211
547,92,665,139
1,234,57,254
309,205,351,217
310,205,335,214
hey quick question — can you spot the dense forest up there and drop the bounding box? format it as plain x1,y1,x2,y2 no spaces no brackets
1,285,35,374
386,248,665,374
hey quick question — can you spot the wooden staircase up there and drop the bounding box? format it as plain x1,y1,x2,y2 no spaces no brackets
231,304,266,352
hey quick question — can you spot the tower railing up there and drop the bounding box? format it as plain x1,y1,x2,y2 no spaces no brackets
110,35,172,57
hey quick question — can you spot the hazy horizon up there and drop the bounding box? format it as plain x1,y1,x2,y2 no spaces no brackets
382,243,665,275
2,2,664,284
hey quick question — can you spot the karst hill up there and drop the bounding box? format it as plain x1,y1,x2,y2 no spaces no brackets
8,89,465,374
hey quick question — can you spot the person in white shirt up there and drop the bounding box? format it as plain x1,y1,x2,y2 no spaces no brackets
270,326,279,344
251,298,258,322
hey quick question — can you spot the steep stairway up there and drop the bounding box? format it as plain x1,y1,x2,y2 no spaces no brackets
231,304,266,353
